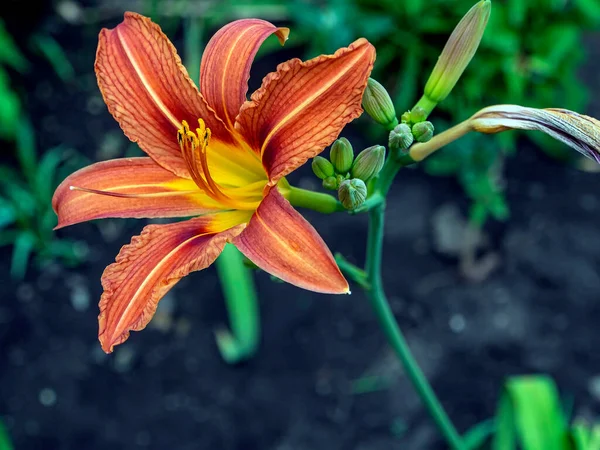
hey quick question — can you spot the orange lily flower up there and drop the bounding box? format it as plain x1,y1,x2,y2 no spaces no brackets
52,13,376,353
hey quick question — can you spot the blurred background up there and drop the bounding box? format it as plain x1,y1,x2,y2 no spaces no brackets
1,0,600,448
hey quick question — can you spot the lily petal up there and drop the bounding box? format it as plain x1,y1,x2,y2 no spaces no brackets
200,19,289,129
235,38,375,185
99,212,250,353
233,188,348,294
96,12,233,178
52,158,220,229
470,105,600,163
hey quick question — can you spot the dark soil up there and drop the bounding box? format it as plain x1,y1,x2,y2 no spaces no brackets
2,5,600,450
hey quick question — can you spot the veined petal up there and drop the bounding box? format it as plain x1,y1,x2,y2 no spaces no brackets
200,19,289,129
96,12,234,178
233,188,348,294
99,211,250,353
470,105,600,163
235,38,375,185
52,157,221,229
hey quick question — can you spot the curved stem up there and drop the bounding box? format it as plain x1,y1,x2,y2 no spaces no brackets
365,202,465,450
360,156,466,449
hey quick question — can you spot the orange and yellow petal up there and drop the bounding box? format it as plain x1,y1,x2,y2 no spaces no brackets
98,211,250,353
52,157,221,229
95,12,234,178
232,188,348,294
200,19,288,129
235,38,375,185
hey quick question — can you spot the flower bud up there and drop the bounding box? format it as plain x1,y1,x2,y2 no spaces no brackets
389,123,414,150
338,179,367,210
424,0,491,103
470,104,600,163
362,78,397,129
412,121,434,143
312,156,335,180
351,145,385,181
322,176,338,190
409,107,428,124
330,137,354,173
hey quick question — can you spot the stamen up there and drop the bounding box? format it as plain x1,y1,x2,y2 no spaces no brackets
177,118,232,204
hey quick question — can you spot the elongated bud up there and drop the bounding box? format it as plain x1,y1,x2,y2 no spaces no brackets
424,0,491,104
412,121,434,143
330,137,354,173
362,78,398,129
351,145,385,181
338,179,367,210
312,156,335,179
389,123,414,150
470,105,600,163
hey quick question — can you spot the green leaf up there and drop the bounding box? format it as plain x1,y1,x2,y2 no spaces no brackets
214,243,260,364
0,69,21,140
15,118,37,184
463,419,495,449
35,146,67,203
0,19,29,72
29,34,74,82
492,375,569,450
0,419,14,450
0,198,16,229
11,231,36,279
569,422,590,450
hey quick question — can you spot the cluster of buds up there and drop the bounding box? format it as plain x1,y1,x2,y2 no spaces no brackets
388,107,435,151
312,138,385,210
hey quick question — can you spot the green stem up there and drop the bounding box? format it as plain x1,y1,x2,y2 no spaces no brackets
335,253,370,289
414,94,438,118
364,202,465,450
358,152,465,448
214,244,260,364
287,186,345,213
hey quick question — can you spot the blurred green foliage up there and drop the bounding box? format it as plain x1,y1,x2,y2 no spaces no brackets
0,419,13,450
462,375,600,449
0,13,82,278
287,0,600,225
0,119,89,279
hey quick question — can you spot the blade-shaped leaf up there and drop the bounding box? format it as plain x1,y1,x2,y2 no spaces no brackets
492,375,568,450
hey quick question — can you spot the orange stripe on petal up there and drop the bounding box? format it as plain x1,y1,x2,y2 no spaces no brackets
99,214,247,353
52,158,220,229
233,188,348,294
95,12,234,178
200,19,289,129
235,38,375,184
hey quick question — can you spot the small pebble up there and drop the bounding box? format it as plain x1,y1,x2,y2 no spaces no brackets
39,388,57,407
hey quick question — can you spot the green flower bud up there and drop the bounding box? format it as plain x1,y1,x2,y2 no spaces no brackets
424,0,491,103
400,111,411,124
412,121,434,143
322,176,338,190
362,78,397,129
336,173,347,185
338,179,367,210
389,123,414,150
311,156,335,180
409,107,428,124
330,137,354,173
351,145,385,181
